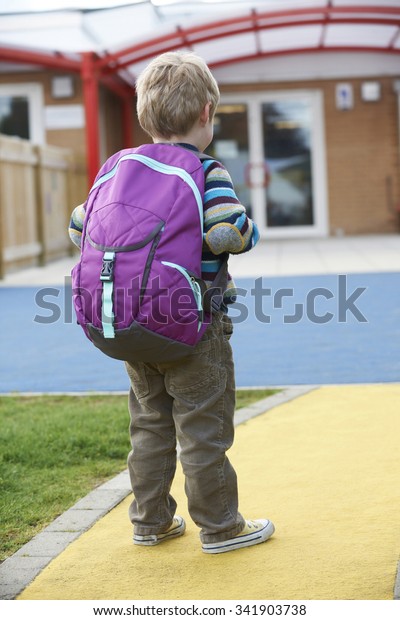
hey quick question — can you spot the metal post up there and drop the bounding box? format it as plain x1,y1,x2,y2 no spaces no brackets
82,52,100,187
0,176,4,280
393,81,400,229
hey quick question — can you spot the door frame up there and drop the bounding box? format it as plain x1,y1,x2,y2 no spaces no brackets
219,90,329,238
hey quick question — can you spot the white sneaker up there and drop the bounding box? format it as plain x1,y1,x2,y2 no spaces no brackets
202,519,275,554
133,516,186,546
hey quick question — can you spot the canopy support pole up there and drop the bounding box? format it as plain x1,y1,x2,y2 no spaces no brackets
82,52,100,187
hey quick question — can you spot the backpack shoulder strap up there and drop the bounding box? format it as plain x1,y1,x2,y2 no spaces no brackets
168,143,229,313
184,148,229,312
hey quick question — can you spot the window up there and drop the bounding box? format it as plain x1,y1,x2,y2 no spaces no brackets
0,83,44,144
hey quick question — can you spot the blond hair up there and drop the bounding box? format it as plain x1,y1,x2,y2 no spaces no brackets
136,51,220,140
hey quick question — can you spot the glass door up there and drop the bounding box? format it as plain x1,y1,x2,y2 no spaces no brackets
262,100,314,228
209,91,328,238
206,102,252,217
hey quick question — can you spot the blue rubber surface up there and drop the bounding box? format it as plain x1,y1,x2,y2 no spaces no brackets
1,272,399,392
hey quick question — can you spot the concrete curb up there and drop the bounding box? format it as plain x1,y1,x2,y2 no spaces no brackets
0,470,131,600
234,385,317,425
1,387,315,600
394,558,400,600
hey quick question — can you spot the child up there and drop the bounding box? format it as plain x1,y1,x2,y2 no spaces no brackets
69,51,275,554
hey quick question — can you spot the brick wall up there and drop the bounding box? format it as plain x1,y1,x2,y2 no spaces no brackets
2,70,398,236
323,77,399,235
222,76,400,235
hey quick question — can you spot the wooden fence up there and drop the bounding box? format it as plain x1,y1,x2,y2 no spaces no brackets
0,135,87,278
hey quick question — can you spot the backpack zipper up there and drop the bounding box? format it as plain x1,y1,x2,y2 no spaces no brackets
90,153,204,237
161,261,203,332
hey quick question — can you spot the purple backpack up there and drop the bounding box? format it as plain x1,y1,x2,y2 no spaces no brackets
72,143,224,364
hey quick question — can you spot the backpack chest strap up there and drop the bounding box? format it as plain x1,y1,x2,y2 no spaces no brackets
100,251,116,339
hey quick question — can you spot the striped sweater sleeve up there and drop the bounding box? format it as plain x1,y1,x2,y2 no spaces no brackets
202,159,259,255
68,203,86,249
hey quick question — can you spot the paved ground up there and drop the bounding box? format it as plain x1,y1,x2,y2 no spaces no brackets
1,236,400,392
7,384,400,601
1,235,400,602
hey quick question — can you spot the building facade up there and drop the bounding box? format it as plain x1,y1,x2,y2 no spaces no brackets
1,3,399,240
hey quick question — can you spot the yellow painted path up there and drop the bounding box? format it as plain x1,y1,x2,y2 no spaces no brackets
19,385,400,600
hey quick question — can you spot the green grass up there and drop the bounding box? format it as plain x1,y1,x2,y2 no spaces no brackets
0,389,278,561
